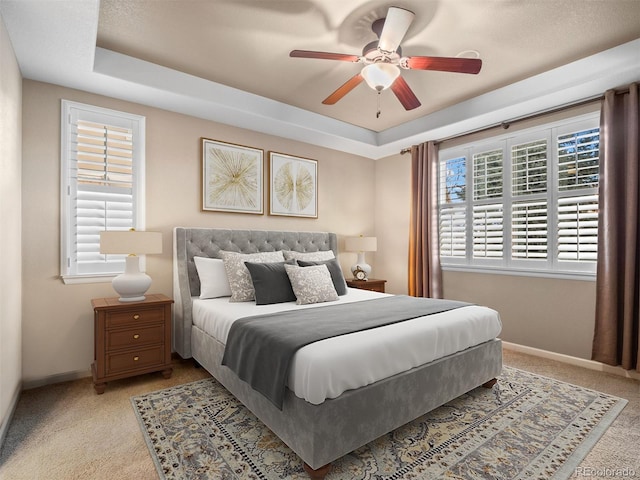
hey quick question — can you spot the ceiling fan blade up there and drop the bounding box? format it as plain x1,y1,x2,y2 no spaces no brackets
290,50,360,62
322,74,364,105
405,56,482,74
377,7,415,53
391,76,421,110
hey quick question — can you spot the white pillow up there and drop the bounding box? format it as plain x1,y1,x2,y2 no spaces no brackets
220,250,285,302
282,250,335,261
193,257,232,299
284,264,339,305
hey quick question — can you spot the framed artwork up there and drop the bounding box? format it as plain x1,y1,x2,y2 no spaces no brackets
269,152,318,218
201,138,263,214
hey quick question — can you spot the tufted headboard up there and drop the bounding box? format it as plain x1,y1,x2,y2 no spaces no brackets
172,227,338,358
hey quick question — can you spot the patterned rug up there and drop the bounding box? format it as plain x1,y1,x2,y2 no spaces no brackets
131,366,627,479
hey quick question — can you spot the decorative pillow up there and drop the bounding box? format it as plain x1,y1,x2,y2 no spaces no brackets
282,250,335,262
297,258,347,296
244,260,297,305
220,250,285,302
193,256,232,299
284,264,339,305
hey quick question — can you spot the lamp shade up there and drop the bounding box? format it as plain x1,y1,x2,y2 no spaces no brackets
99,230,163,255
345,236,377,252
361,63,400,91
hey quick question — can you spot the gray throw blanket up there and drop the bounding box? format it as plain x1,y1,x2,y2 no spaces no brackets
221,295,471,409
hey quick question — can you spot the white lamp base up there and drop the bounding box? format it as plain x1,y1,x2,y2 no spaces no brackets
350,252,372,279
111,255,152,302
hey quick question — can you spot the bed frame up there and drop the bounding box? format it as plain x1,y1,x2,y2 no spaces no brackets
172,227,502,478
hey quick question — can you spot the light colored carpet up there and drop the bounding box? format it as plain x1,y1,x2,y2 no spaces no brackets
0,349,638,479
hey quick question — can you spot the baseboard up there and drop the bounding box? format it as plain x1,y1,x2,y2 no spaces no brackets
0,381,22,450
22,369,91,391
502,341,640,381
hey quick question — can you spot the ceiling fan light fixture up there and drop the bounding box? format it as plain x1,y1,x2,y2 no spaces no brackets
361,63,400,91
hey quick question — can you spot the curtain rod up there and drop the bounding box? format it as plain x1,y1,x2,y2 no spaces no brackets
399,94,604,155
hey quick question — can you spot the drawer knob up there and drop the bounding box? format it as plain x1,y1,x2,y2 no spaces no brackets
133,314,140,320
133,356,139,361
133,334,140,339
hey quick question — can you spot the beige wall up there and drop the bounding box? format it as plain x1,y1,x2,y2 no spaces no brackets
374,154,597,360
375,153,411,295
21,80,376,385
16,72,601,384
0,15,23,435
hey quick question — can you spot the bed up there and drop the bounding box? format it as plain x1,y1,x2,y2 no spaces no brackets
172,227,503,478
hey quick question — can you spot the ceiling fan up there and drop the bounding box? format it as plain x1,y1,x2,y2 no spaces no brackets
290,6,482,113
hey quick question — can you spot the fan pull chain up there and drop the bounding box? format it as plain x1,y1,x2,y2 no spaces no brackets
376,90,381,118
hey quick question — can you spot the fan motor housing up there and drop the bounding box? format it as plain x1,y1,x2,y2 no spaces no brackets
362,40,402,63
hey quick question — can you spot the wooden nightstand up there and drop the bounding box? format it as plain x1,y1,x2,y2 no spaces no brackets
91,293,173,394
346,278,387,293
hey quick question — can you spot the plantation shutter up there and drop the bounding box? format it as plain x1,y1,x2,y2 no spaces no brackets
439,156,467,259
473,149,503,200
557,195,598,261
512,200,548,259
439,206,466,257
472,149,503,260
472,204,503,258
61,101,145,280
75,119,134,273
435,112,599,276
510,138,548,261
556,127,599,264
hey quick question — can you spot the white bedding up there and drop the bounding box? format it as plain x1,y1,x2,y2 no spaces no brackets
192,288,502,405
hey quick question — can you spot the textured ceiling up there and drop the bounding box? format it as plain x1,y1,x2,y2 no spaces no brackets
97,0,640,132
1,0,638,158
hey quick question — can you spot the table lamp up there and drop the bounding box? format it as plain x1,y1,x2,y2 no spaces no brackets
99,229,163,302
345,236,377,280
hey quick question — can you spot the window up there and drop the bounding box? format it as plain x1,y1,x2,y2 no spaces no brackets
60,100,146,283
438,113,599,277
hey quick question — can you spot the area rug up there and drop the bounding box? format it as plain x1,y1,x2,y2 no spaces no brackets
131,366,627,479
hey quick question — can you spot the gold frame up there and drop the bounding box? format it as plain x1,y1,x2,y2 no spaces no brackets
268,152,318,218
201,138,264,214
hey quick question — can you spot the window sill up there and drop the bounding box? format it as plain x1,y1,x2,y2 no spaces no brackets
61,274,116,285
441,264,596,282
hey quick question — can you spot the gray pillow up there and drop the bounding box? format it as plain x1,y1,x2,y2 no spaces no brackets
244,260,296,305
297,258,347,295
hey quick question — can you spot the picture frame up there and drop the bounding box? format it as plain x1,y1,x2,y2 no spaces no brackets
201,138,264,214
269,152,318,218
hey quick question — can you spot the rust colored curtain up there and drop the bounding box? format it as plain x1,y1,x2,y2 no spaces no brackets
592,83,640,372
408,142,442,298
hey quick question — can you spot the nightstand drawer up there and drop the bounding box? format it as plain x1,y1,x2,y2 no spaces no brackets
106,307,165,328
107,325,164,350
106,345,165,375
